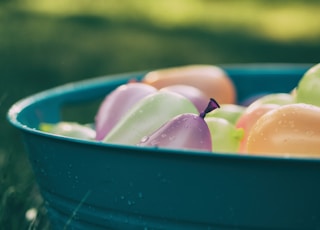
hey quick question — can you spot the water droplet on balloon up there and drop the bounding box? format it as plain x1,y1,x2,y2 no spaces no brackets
140,136,149,143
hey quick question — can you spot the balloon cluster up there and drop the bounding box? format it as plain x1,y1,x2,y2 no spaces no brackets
40,64,320,158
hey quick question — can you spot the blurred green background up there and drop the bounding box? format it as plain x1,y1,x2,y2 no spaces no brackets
1,0,320,229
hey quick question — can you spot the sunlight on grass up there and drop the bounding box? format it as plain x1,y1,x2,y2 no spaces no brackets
261,7,320,42
19,0,320,43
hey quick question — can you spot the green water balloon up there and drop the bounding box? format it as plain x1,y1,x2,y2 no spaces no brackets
206,104,245,125
103,91,198,145
39,122,96,140
205,117,244,153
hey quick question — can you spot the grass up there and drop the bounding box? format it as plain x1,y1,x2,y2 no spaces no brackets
1,0,320,229
18,0,320,43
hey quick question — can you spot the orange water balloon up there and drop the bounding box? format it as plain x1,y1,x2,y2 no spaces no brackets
142,65,236,104
247,103,320,158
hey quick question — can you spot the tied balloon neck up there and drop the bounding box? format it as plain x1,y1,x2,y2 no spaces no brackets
200,98,220,119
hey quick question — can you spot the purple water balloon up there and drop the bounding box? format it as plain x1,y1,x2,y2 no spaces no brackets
95,82,157,140
160,84,208,112
138,98,220,151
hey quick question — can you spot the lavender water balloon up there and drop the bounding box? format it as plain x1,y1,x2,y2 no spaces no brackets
95,82,157,140
159,84,208,112
138,98,220,151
